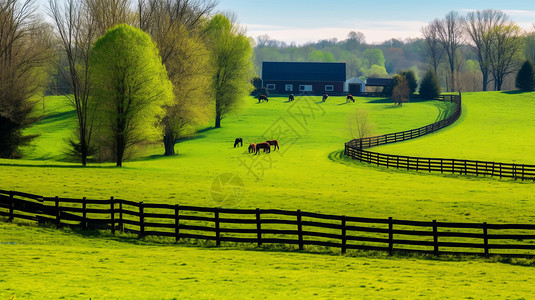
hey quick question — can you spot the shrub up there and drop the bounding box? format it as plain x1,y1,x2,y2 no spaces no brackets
399,70,418,95
419,70,441,99
515,60,535,91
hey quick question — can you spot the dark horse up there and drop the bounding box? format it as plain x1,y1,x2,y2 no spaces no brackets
346,94,355,103
258,95,269,102
234,138,243,148
288,94,294,102
248,143,256,153
266,139,279,151
322,94,328,102
255,142,271,154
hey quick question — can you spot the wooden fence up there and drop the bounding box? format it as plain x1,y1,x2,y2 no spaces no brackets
344,94,535,180
2,190,535,257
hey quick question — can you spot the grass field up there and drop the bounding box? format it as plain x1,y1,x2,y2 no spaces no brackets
375,91,535,164
1,92,535,298
2,221,535,299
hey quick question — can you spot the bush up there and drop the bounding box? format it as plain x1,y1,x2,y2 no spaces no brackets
515,60,535,91
399,70,417,95
419,70,441,99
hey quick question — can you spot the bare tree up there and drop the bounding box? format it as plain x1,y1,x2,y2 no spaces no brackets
0,0,51,158
392,75,410,106
435,11,465,92
138,0,217,155
465,9,509,91
48,0,98,165
524,25,535,64
85,0,133,35
347,108,373,140
487,23,524,91
421,20,444,75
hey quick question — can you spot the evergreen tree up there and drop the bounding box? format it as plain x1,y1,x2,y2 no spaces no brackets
419,70,442,99
515,60,535,91
399,70,418,95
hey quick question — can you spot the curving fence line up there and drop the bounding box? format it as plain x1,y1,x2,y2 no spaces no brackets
344,93,535,180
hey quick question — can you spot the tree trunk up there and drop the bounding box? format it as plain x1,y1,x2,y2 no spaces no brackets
163,133,175,156
215,110,221,128
482,72,488,91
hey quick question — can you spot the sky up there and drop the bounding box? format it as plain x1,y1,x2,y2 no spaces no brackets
214,0,535,44
35,0,535,45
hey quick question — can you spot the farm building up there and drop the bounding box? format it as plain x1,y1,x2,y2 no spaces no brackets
262,62,346,95
344,77,366,94
365,77,394,93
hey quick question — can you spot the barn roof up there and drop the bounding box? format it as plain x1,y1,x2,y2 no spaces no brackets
366,77,394,86
262,62,346,82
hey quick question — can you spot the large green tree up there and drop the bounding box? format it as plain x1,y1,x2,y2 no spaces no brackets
419,70,442,99
204,14,254,128
89,24,173,167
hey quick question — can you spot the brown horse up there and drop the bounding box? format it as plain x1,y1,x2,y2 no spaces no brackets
266,139,279,151
322,94,328,102
258,94,269,102
288,94,294,101
346,95,355,103
255,142,271,154
248,143,256,153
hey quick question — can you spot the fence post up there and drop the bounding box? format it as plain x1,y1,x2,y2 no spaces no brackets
215,208,221,247
139,202,144,238
433,220,439,256
388,217,394,256
522,165,525,181
55,196,60,227
174,204,180,243
110,197,115,234
341,216,347,255
483,222,489,257
297,209,304,251
82,197,87,230
119,201,123,232
256,208,262,247
8,191,14,222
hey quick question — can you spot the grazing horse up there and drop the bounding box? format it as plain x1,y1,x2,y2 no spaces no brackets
248,143,256,153
266,139,279,151
288,94,294,102
255,142,271,154
258,94,269,102
233,138,243,148
322,94,328,102
346,94,355,103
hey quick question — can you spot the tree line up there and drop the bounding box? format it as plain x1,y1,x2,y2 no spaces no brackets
254,10,535,93
0,0,255,166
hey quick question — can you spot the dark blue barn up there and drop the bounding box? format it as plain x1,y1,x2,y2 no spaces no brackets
262,62,346,95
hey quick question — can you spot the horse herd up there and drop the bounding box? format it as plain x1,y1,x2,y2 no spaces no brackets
234,138,279,155
258,94,355,103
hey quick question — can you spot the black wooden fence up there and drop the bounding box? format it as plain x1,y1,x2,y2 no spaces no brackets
344,94,535,180
2,190,534,257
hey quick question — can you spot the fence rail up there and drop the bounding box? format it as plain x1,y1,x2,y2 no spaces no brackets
344,93,535,180
2,190,534,257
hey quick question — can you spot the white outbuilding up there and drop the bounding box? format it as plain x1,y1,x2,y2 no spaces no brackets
344,77,366,94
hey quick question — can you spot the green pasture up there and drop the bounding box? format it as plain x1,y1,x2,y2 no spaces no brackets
2,92,535,298
375,91,535,164
1,94,534,224
2,221,534,299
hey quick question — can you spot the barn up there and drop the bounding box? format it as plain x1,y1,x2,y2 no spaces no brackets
262,62,346,95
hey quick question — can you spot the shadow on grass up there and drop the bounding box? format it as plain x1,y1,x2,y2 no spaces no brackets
0,162,117,169
35,110,77,125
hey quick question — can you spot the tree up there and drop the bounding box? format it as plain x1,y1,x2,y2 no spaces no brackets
362,48,385,68
487,23,524,91
85,0,133,35
392,75,410,106
435,11,465,92
89,24,173,166
204,14,254,128
48,0,98,165
347,108,373,140
138,0,216,156
465,10,509,91
0,0,51,158
419,70,442,99
421,20,444,74
515,60,535,91
399,70,417,95
525,27,535,64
